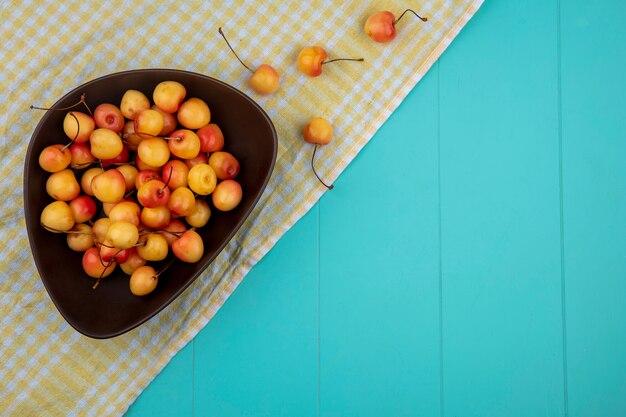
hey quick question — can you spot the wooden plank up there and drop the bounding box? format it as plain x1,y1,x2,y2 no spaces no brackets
319,66,441,417
193,208,319,417
438,1,565,415
124,341,193,417
560,1,626,416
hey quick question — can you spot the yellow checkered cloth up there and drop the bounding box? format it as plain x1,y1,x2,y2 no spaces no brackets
0,1,482,415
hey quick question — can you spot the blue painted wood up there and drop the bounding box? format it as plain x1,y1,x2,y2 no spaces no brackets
560,1,626,416
438,1,566,416
192,207,319,417
318,65,441,417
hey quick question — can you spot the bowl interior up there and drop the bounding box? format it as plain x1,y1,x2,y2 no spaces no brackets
24,69,277,338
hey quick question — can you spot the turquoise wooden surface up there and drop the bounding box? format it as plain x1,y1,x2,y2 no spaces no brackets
125,1,626,416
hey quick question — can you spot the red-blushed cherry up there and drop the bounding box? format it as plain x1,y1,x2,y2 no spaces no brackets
69,195,97,223
137,179,170,208
364,9,428,43
197,124,224,153
135,169,161,190
82,246,116,280
168,129,201,159
100,240,131,264
297,46,364,77
303,117,334,190
162,160,189,190
122,120,142,151
172,229,204,263
69,142,95,169
184,153,209,169
101,144,129,168
208,151,240,180
218,27,280,95
39,144,72,173
120,248,146,275
157,219,187,246
94,103,125,132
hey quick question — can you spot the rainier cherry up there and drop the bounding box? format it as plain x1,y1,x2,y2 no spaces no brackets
120,89,150,120
153,81,186,114
218,27,280,95
129,265,159,296
364,9,428,43
41,201,75,232
197,124,224,153
297,46,363,77
212,180,242,211
39,144,71,173
172,229,204,263
94,103,125,132
303,117,334,189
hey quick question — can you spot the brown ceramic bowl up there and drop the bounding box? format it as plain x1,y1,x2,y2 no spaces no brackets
23,69,277,339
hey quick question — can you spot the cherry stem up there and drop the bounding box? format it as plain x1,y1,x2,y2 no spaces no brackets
96,240,115,249
144,228,184,238
124,132,179,141
155,257,176,277
161,166,173,192
61,112,80,151
93,256,117,290
41,224,93,234
72,162,95,169
30,93,93,116
322,57,364,65
218,27,253,73
311,145,334,190
394,8,428,25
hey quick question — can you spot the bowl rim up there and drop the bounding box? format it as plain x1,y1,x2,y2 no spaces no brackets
23,68,278,339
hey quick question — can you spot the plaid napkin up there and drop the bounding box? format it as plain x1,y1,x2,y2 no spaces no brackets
0,1,482,415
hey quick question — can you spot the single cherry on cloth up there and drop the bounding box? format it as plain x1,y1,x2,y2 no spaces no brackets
303,117,334,190
297,46,364,77
364,9,428,43
218,27,280,95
